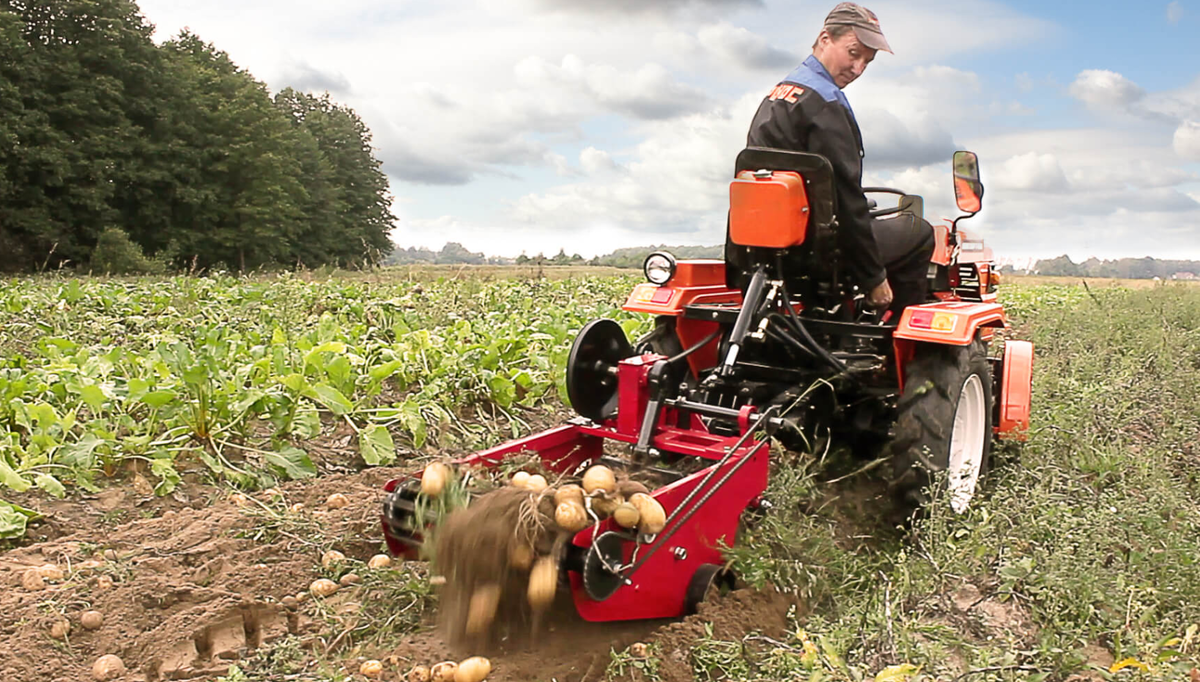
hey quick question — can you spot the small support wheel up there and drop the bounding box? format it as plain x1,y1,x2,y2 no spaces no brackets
685,563,734,614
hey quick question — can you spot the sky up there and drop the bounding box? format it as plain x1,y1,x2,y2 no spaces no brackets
134,0,1200,263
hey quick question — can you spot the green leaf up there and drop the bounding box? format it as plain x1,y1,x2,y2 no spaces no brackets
303,341,347,368
79,384,106,411
359,424,396,466
291,402,321,439
0,500,38,539
232,389,268,415
312,383,353,415
874,664,920,682
263,446,317,479
150,455,181,496
0,457,31,492
34,473,66,498
140,390,179,408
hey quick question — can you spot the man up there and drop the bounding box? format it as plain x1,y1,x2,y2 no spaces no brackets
746,2,934,315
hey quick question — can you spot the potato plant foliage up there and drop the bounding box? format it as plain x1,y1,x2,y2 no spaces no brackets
0,272,648,535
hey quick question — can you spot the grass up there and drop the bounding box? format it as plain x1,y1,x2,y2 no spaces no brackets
702,282,1200,682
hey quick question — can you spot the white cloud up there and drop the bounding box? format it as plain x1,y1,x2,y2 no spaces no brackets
992,152,1069,192
1174,121,1200,160
515,55,713,120
1168,1,1184,24
1069,69,1146,109
1014,72,1034,92
580,147,622,176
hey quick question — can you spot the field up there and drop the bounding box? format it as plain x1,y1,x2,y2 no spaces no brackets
1,268,1199,682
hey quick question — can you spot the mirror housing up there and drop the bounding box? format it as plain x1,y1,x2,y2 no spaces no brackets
953,151,983,214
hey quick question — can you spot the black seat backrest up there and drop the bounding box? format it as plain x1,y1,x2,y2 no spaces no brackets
726,148,839,295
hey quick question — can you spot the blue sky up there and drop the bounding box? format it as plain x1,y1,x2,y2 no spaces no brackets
136,0,1200,264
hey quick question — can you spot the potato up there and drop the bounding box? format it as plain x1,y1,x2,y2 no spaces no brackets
339,572,361,587
321,550,346,569
617,479,651,498
431,661,458,682
629,493,666,534
630,642,649,658
454,656,492,682
325,493,350,509
367,554,392,570
309,578,339,597
466,583,501,635
524,474,548,492
77,559,105,572
50,619,71,639
360,660,384,678
407,665,432,682
582,465,616,495
612,502,640,529
21,568,45,591
81,610,104,630
590,493,623,518
554,484,585,506
289,502,305,513
36,563,65,581
527,556,557,611
94,575,114,591
91,654,126,681
229,492,250,506
421,462,453,497
509,541,534,570
510,471,530,488
555,500,589,533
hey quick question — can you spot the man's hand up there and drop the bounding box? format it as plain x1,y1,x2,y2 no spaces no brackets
867,280,893,309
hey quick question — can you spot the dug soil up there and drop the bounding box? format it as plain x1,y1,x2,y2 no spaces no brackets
1,467,795,682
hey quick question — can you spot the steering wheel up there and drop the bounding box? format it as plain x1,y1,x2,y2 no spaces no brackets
863,187,906,218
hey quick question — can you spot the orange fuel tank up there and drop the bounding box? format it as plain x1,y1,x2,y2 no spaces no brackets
729,170,810,248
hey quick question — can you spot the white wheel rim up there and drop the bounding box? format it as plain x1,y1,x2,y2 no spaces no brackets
947,373,986,514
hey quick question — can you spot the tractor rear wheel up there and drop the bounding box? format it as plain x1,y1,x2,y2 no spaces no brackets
890,338,993,515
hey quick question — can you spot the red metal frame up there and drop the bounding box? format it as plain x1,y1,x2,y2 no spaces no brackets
996,340,1034,440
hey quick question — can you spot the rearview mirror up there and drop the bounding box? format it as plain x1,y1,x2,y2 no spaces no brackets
953,151,983,213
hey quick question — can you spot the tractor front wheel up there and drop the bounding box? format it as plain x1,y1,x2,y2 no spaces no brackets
890,338,993,515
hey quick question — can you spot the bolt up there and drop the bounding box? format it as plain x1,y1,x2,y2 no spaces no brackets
672,547,687,560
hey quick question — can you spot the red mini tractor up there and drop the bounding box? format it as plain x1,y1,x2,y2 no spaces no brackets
381,148,1034,623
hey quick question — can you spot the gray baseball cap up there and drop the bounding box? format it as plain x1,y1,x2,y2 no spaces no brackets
824,2,893,54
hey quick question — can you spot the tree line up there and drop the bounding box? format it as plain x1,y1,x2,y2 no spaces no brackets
383,243,725,268
0,0,394,274
1029,255,1200,280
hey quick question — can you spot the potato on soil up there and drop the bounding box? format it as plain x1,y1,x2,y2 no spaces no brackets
310,578,339,597
422,461,453,497
367,554,393,569
81,610,104,630
528,556,557,611
21,568,45,591
360,659,384,678
91,654,126,681
325,492,350,509
321,549,346,568
431,661,458,681
466,583,502,635
407,665,432,682
36,563,65,581
50,619,71,639
583,465,616,495
629,642,649,658
339,572,362,587
454,656,492,682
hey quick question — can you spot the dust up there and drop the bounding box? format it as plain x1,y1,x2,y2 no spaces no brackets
432,486,562,649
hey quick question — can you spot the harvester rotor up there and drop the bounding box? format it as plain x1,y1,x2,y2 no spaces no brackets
566,319,634,421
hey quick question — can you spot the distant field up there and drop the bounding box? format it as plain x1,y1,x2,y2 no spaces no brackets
1008,273,1200,288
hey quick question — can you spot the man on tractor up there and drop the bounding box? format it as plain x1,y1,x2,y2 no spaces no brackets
745,2,935,319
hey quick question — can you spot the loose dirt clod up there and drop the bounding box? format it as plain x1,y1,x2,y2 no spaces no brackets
21,567,45,591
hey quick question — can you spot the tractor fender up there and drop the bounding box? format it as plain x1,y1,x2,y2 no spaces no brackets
892,302,1006,391
995,339,1034,441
